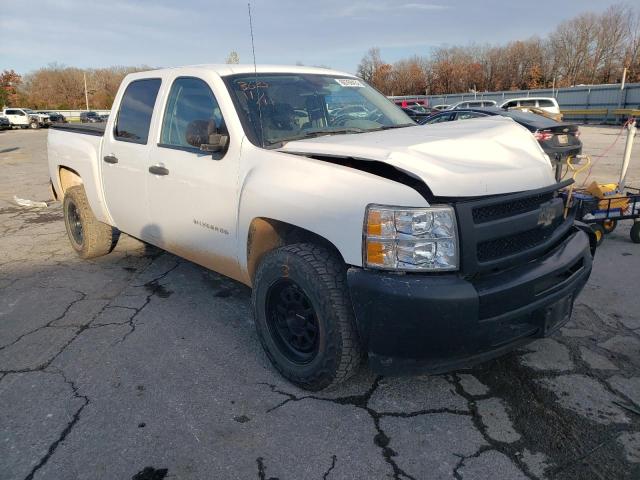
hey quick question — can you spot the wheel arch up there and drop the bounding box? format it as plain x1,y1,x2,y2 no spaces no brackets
57,166,83,199
246,217,346,286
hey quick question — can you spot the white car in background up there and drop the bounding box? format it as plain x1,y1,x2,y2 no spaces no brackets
448,100,497,110
499,97,561,115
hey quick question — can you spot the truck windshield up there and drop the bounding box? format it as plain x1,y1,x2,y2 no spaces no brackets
224,73,414,147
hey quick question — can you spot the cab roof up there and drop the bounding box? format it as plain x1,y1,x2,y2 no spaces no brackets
131,64,355,79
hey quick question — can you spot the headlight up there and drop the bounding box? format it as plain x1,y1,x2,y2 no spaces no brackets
364,205,459,271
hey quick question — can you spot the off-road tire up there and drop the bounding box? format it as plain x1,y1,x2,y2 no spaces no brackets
29,121,39,129
63,185,119,259
252,243,362,391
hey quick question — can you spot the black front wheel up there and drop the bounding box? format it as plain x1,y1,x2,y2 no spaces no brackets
252,243,362,391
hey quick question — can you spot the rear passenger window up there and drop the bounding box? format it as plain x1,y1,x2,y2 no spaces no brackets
520,100,536,107
114,79,161,144
160,77,224,151
538,99,554,107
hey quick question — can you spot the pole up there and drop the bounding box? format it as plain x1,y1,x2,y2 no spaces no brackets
83,72,89,111
621,67,627,90
618,119,636,191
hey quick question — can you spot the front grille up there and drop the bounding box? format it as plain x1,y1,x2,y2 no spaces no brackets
455,180,573,274
472,192,555,224
477,221,561,262
477,219,562,262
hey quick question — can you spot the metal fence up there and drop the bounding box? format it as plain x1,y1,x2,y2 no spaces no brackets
390,83,640,123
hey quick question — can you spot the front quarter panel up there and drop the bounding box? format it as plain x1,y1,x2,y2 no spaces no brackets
237,143,428,272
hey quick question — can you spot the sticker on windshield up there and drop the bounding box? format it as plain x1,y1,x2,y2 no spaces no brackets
335,78,365,88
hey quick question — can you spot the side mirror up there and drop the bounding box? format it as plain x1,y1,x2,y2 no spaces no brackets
186,119,229,154
200,133,229,152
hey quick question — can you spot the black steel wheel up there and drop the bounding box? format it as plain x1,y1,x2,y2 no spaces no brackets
63,185,120,259
266,279,319,364
66,200,84,247
252,243,362,391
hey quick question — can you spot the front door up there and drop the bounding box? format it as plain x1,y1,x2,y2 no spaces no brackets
101,78,162,238
146,76,241,280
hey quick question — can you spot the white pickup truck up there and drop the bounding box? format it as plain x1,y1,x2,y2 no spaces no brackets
3,108,50,129
48,65,595,390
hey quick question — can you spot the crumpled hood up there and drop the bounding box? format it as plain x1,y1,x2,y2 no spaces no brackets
278,116,556,197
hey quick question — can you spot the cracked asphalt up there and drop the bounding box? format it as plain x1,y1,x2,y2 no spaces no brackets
1,127,639,480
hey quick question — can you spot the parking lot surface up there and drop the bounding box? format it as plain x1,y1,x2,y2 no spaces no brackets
1,126,639,480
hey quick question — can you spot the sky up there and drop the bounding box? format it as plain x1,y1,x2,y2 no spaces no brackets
1,0,630,75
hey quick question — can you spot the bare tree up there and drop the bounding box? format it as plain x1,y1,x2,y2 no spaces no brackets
225,51,240,64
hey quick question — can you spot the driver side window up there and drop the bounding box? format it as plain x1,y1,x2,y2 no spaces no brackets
160,77,225,151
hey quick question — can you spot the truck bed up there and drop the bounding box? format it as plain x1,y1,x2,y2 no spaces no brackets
50,122,106,136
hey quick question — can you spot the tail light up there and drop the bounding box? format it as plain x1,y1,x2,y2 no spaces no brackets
534,130,553,141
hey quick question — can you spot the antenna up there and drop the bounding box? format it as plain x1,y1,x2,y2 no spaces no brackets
248,2,265,147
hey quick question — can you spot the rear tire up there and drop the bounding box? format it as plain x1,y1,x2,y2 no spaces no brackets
631,223,640,244
63,185,120,259
252,243,362,391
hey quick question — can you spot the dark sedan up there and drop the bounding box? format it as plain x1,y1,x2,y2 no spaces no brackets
420,108,582,172
38,111,67,123
0,116,10,130
400,103,432,121
80,111,104,123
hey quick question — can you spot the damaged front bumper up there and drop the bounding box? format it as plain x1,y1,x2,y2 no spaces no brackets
347,226,593,375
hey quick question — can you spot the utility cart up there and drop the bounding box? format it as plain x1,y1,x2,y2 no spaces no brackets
563,119,639,245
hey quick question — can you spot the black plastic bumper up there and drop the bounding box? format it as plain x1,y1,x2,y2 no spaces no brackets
347,227,592,375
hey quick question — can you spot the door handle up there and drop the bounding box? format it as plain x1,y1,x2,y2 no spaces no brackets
148,165,169,176
103,155,118,164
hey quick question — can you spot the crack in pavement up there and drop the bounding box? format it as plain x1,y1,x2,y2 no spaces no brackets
115,261,181,344
1,255,183,478
22,368,89,480
449,373,535,479
322,455,337,480
0,289,87,352
259,377,470,480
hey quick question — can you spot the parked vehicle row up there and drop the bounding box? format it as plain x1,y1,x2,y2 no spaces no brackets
48,64,594,391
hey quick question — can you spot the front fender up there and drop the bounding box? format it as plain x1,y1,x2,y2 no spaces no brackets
236,146,428,274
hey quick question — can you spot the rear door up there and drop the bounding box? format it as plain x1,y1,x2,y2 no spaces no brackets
101,78,162,238
145,75,241,280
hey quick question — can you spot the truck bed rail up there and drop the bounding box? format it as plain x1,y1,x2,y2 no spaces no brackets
50,123,106,136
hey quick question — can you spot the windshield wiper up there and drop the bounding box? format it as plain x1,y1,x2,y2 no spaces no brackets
376,123,416,130
299,127,367,137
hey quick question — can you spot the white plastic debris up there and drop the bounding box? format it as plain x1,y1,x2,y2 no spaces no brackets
13,195,48,208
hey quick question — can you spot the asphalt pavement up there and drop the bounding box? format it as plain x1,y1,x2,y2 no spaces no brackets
1,127,639,480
